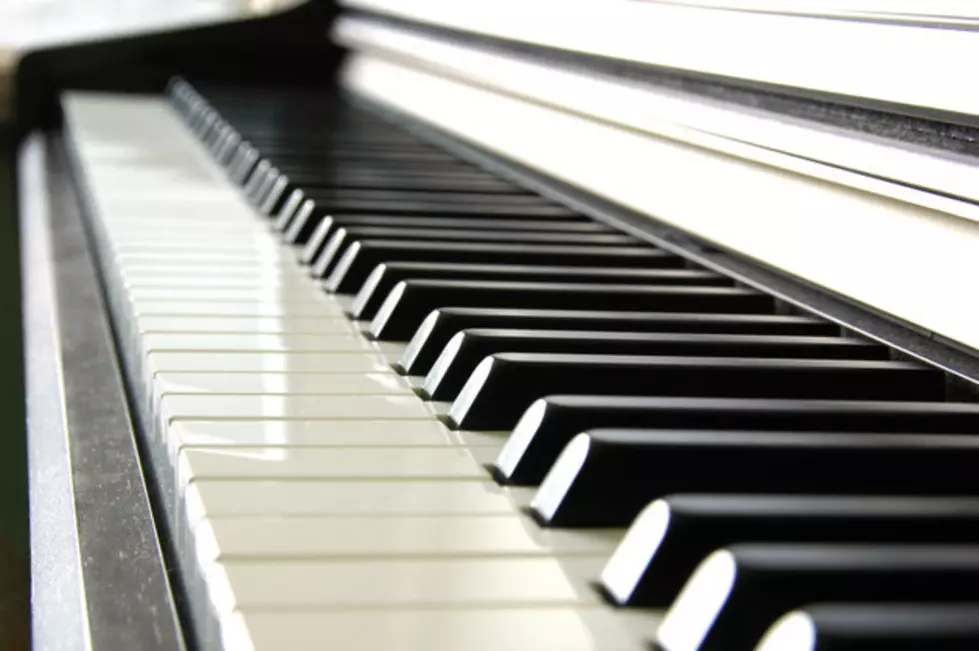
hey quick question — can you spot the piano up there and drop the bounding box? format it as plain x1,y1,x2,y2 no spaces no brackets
7,1,979,649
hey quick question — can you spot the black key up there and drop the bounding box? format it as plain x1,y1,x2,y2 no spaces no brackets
530,429,979,527
271,168,526,194
326,241,684,294
297,214,609,255
301,197,580,217
656,543,979,651
285,200,593,246
447,354,943,430
371,282,773,341
352,263,726,320
601,494,979,607
495,396,979,485
312,228,639,280
399,309,839,376
422,331,888,401
248,149,464,163
304,189,557,208
754,603,979,651
290,210,596,256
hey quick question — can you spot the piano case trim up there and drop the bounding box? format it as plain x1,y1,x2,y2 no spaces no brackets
22,131,186,651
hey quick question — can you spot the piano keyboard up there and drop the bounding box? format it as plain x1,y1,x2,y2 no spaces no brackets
63,81,979,651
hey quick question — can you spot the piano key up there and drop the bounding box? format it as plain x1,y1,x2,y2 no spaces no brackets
312,227,639,279
265,174,530,212
422,330,888,401
300,195,579,217
754,603,979,651
141,333,379,353
137,316,358,334
656,544,979,651
218,606,655,651
297,188,555,207
399,309,839,376
495,396,979,485
268,162,527,194
326,240,685,293
371,282,772,341
131,301,345,318
448,354,943,430
159,394,436,428
155,372,412,403
169,420,501,451
177,446,498,488
184,479,524,519
293,212,607,251
193,513,621,561
601,494,979,607
285,197,593,244
208,556,607,610
352,263,728,320
530,430,979,527
126,287,327,303
147,351,392,374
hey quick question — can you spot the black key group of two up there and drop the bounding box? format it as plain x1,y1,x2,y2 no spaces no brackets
170,79,979,651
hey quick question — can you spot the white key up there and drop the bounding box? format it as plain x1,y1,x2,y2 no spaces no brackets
137,316,357,334
193,514,621,560
148,352,392,374
131,301,345,317
161,393,434,422
218,607,656,651
206,556,607,610
127,287,324,302
169,419,500,449
177,446,497,488
156,372,410,397
142,333,377,353
184,480,529,520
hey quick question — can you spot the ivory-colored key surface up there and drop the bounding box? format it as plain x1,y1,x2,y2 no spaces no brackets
66,93,663,651
193,514,621,560
131,300,346,317
137,316,358,334
219,607,656,651
143,333,377,353
128,287,326,302
160,394,436,423
148,351,392,373
205,556,608,609
177,446,499,488
183,480,532,520
156,372,411,397
169,420,501,449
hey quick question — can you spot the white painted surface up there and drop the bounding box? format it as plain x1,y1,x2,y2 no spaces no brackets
344,55,979,352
